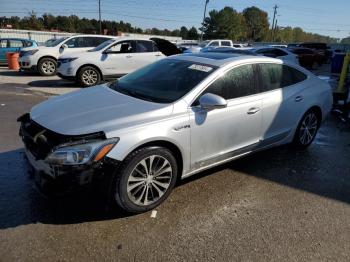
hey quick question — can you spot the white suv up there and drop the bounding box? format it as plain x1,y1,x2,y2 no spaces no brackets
57,37,181,87
19,35,114,76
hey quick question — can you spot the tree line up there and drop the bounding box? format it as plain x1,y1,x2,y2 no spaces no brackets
0,6,339,43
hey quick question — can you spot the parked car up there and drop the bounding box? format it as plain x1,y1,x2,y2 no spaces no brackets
202,47,256,55
19,52,332,213
288,47,325,69
251,47,299,64
57,37,181,87
0,38,37,65
199,39,235,52
177,42,199,53
299,42,332,63
269,44,288,48
18,34,115,76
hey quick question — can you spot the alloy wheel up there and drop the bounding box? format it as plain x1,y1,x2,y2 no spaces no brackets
125,155,173,206
41,61,56,74
299,112,318,145
82,69,98,86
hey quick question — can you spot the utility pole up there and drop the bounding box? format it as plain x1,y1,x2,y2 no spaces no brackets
200,0,209,42
271,4,278,42
98,0,102,34
273,19,278,42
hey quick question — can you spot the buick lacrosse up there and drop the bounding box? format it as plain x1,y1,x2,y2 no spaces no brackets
19,53,332,213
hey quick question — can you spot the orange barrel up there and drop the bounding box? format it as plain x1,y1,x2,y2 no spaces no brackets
6,52,20,70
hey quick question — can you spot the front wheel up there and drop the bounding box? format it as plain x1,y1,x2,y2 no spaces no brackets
38,58,57,76
292,110,320,149
110,147,178,213
78,66,101,87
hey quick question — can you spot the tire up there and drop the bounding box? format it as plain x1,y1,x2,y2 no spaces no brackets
292,109,320,149
110,147,178,213
38,58,57,76
78,66,101,87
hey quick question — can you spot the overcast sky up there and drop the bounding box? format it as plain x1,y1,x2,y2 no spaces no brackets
2,0,349,39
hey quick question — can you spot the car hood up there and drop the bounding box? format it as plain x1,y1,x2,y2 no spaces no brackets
30,85,173,136
150,38,182,56
22,46,55,52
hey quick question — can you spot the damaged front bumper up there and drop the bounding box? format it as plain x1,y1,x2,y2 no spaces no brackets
25,148,101,195
18,113,117,196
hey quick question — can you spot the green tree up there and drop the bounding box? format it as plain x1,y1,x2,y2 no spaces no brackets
187,26,198,40
180,26,188,39
242,6,269,41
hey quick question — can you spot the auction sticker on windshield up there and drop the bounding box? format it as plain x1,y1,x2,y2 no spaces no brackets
188,64,213,72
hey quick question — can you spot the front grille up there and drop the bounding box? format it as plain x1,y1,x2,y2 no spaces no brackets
18,113,106,160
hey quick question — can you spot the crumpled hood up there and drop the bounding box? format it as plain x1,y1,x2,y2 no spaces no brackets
30,85,173,136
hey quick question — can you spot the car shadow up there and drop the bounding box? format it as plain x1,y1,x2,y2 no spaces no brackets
0,149,131,229
0,69,39,77
28,79,79,88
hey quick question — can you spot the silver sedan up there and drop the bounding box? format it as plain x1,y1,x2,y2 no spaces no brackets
19,52,332,213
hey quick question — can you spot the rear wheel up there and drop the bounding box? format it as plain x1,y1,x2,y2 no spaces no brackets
78,66,101,87
110,147,178,213
293,109,320,149
38,58,57,76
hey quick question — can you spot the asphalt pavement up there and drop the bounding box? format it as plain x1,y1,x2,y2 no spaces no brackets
0,67,350,261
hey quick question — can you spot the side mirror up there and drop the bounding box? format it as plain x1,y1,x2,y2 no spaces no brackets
199,93,227,111
103,49,113,54
61,44,68,49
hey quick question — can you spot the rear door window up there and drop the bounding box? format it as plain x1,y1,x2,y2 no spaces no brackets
9,40,23,48
258,63,307,92
201,64,258,100
221,41,231,47
136,40,155,52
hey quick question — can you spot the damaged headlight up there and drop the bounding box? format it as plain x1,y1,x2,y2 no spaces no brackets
45,138,119,165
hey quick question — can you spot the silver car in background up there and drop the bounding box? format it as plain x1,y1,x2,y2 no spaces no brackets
19,53,332,213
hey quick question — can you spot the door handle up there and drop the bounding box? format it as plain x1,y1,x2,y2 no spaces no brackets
155,54,162,57
247,107,260,115
126,55,132,58
295,95,303,102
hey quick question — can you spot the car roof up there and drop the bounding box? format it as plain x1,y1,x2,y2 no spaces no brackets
170,52,279,67
0,38,36,41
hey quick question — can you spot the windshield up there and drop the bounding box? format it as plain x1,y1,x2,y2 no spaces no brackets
89,39,115,52
45,37,68,47
199,40,210,48
109,59,217,103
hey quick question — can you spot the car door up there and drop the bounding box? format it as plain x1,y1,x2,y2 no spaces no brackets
256,63,308,145
0,39,8,63
101,40,138,76
189,64,263,170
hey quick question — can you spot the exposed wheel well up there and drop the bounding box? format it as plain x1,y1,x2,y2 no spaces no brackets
38,56,57,64
77,64,103,79
131,141,183,179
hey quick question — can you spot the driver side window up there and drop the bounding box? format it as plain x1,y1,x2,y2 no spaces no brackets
107,41,135,53
193,64,257,105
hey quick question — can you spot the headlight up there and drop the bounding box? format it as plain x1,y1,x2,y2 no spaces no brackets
23,49,39,56
45,138,119,165
59,57,78,63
